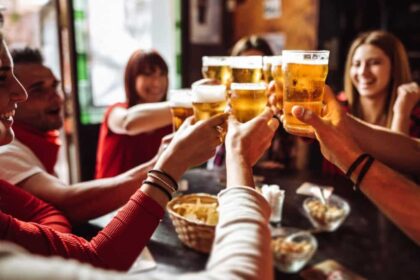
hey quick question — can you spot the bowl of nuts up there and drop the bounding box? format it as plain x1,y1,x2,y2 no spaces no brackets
303,194,350,232
271,227,317,273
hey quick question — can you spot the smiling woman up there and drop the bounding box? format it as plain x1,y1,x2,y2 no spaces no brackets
343,30,420,136
0,38,27,146
95,49,173,179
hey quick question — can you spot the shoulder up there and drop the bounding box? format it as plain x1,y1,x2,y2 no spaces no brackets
0,139,44,184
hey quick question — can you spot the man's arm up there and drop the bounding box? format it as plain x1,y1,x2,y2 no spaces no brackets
291,104,420,246
18,159,154,223
347,114,420,175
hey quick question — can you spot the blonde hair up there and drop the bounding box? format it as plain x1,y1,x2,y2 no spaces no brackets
344,31,412,127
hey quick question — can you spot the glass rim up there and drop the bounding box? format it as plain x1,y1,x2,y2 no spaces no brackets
230,82,267,90
202,56,232,66
230,56,263,69
263,55,282,65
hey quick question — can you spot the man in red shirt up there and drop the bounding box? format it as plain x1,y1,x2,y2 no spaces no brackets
0,47,169,223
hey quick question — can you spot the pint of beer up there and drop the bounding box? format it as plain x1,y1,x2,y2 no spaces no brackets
282,50,329,134
230,83,267,123
202,56,232,86
268,56,283,110
192,84,227,121
230,56,263,83
169,89,194,131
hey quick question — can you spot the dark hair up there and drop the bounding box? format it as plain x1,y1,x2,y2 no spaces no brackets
231,35,274,56
11,47,44,64
124,50,168,107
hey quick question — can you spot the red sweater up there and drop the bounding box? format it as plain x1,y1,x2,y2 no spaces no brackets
95,102,171,179
0,180,164,271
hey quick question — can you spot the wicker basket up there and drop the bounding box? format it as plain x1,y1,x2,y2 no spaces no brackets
167,193,218,253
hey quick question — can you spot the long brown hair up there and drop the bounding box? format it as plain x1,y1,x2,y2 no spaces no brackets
124,50,168,107
344,31,412,127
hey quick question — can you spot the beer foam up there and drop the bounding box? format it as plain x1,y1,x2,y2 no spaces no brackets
202,56,231,66
192,85,226,103
230,56,263,69
169,89,193,107
231,82,267,91
282,50,329,65
263,55,282,66
170,96,193,108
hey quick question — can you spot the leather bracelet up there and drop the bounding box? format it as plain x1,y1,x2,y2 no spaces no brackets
345,153,370,178
147,173,176,193
149,169,179,191
143,180,172,200
353,156,375,191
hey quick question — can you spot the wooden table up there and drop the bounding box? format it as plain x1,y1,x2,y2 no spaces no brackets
132,168,420,279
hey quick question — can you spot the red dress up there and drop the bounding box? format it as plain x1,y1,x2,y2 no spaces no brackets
95,102,171,179
0,179,164,271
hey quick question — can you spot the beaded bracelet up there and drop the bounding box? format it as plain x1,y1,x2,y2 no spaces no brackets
148,169,179,191
143,180,172,200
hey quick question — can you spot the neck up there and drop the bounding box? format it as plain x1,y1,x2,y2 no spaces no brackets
359,95,387,126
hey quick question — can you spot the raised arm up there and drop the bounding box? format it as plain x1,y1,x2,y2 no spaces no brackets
1,113,228,271
390,82,420,135
291,103,420,246
290,86,420,175
107,101,172,135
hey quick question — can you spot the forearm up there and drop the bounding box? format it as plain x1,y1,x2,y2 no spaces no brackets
226,150,254,188
123,102,172,135
0,189,164,271
351,160,420,246
390,112,411,135
19,159,154,223
347,114,420,174
65,161,154,222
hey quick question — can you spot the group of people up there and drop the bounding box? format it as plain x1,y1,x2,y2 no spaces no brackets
0,11,419,280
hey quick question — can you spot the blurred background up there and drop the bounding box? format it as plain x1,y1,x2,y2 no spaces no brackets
2,0,419,182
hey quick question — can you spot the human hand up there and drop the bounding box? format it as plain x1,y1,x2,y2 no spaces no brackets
291,88,363,172
393,82,420,116
225,107,279,167
155,113,228,180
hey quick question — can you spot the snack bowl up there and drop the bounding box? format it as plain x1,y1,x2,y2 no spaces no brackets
167,193,218,253
271,227,317,273
303,194,350,232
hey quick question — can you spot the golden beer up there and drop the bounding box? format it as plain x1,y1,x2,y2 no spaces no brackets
202,56,232,86
230,83,267,123
170,107,194,131
192,84,227,121
270,56,283,110
169,89,194,131
263,56,280,84
230,56,263,83
231,68,263,83
282,50,329,134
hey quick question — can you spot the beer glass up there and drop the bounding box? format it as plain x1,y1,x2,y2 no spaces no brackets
230,56,263,83
282,50,329,134
168,89,194,131
270,55,283,110
263,56,278,84
230,82,267,123
192,84,227,121
202,56,232,86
